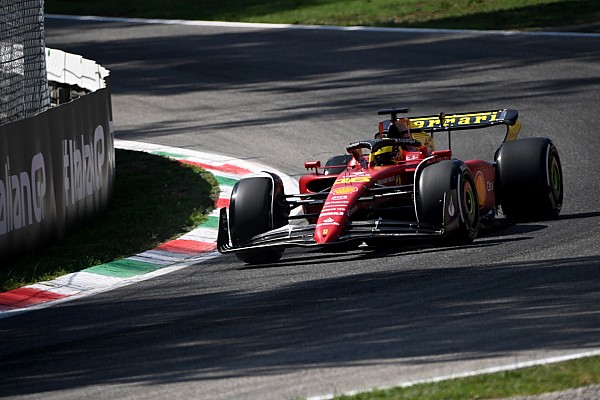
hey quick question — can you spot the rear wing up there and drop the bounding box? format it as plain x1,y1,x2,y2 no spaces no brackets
408,109,521,142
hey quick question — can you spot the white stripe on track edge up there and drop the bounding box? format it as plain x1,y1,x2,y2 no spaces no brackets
307,349,600,400
45,14,600,39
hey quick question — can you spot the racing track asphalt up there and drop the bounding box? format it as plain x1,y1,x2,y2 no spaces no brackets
0,17,599,400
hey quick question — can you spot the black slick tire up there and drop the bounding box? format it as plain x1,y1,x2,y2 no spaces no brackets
495,138,563,221
229,174,287,264
417,160,480,244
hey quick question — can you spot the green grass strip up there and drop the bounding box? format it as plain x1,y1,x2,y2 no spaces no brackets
335,355,600,399
44,0,600,32
0,149,219,292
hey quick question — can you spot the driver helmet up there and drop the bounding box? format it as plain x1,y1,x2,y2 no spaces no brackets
371,141,401,166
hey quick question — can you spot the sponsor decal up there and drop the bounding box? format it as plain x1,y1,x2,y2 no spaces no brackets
320,211,344,217
0,153,47,235
332,186,358,195
447,197,455,217
376,175,402,186
330,195,349,201
317,221,340,227
62,125,107,208
334,176,370,185
321,206,347,212
412,111,499,130
377,176,395,185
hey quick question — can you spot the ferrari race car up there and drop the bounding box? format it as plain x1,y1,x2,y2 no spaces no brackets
217,108,563,264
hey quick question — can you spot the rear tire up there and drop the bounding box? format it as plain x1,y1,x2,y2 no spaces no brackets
229,174,288,264
495,138,563,221
417,160,480,244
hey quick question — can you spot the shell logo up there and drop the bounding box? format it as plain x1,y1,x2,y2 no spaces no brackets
332,186,358,195
474,171,486,207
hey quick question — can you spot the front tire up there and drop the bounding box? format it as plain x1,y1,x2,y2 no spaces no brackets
417,160,480,244
229,173,288,264
495,138,563,221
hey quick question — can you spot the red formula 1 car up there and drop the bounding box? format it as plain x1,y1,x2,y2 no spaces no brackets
217,108,563,264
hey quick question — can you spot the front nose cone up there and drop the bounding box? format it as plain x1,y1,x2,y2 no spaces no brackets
314,225,340,244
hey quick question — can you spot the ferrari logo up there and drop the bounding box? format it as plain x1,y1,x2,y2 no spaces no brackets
412,111,499,129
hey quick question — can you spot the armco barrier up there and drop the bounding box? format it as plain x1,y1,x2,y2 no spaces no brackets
0,50,114,261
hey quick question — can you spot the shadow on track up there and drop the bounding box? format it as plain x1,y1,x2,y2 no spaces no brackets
1,253,599,397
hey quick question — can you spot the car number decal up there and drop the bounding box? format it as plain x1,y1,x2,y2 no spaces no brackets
334,176,371,185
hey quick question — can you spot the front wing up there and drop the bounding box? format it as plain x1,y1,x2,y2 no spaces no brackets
217,190,460,254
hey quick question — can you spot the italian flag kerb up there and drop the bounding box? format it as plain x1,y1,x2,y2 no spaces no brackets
0,141,253,313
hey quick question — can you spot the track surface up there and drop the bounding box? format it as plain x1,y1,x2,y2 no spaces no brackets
1,18,599,400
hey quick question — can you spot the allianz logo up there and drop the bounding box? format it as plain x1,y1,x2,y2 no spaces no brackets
0,152,46,235
63,125,108,207
0,124,109,237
